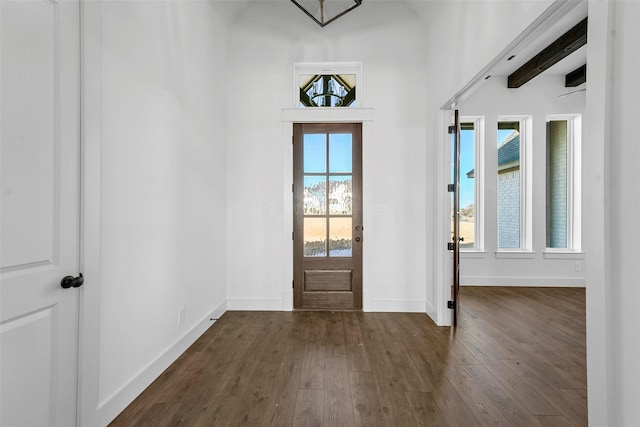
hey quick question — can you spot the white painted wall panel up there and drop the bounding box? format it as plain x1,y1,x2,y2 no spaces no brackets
95,1,228,421
608,1,640,424
225,2,430,311
224,0,555,313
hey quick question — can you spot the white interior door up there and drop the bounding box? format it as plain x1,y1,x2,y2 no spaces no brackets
1,1,81,425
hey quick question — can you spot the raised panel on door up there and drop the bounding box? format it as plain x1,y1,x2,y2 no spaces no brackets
293,123,362,310
0,0,81,425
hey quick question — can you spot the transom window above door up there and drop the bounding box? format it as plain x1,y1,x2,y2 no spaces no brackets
294,62,362,108
299,74,357,107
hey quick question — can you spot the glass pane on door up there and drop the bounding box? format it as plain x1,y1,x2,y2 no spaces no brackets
329,217,352,256
304,176,326,215
328,176,352,215
302,130,354,258
304,217,327,257
329,134,352,172
304,134,326,173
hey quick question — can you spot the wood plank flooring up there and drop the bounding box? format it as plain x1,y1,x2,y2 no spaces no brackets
110,287,587,426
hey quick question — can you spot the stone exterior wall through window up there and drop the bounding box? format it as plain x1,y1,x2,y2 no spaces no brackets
498,169,520,248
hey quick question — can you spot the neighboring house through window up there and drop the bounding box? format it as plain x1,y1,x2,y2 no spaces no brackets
497,125,521,248
496,117,532,251
546,115,582,251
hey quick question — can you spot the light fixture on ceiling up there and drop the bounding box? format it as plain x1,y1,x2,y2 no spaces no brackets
300,74,355,107
558,88,586,98
290,0,362,27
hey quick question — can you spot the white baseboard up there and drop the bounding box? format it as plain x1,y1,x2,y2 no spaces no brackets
461,276,586,287
370,299,427,312
209,300,228,320
97,299,227,426
225,295,430,313
363,292,374,311
226,297,284,311
282,290,293,311
425,300,437,323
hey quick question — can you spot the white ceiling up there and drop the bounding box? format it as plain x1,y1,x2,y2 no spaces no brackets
218,0,588,80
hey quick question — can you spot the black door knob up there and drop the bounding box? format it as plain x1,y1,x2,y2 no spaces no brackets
61,273,84,289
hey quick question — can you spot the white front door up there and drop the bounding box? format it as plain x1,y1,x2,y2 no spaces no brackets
1,1,81,425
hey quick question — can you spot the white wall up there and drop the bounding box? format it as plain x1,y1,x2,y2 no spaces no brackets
76,1,633,425
604,1,640,424
223,0,554,316
418,0,554,321
225,1,431,312
457,75,586,286
89,2,229,424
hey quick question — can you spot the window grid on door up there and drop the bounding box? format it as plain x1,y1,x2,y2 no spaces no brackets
303,133,353,258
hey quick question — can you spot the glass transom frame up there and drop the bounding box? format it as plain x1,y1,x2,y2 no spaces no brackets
303,133,353,257
294,62,362,108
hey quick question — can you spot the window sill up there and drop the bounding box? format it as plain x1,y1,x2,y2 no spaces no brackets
495,251,536,259
543,251,584,259
460,250,488,259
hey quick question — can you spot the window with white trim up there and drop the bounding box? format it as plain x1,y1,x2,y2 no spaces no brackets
496,116,532,251
455,117,484,250
546,115,581,251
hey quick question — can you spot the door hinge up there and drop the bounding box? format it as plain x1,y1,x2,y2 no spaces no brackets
447,242,455,250
447,300,456,309
292,280,294,289
447,184,455,192
448,125,457,134
292,232,294,240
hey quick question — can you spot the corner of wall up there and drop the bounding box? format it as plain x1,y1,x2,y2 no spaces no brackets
97,299,227,426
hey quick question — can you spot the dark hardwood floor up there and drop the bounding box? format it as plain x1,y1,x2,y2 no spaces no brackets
110,287,587,426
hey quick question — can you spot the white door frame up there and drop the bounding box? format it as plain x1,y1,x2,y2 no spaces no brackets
434,1,612,425
77,0,102,425
281,108,374,311
434,0,586,326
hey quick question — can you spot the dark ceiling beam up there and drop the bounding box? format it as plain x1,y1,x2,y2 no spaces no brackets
508,17,588,88
565,64,587,87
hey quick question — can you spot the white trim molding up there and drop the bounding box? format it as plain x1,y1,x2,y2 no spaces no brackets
95,301,227,426
543,250,584,259
226,298,285,311
281,107,375,314
461,276,585,287
460,251,488,259
459,115,485,251
497,115,533,252
545,113,582,252
495,250,536,259
371,299,429,313
282,107,374,123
